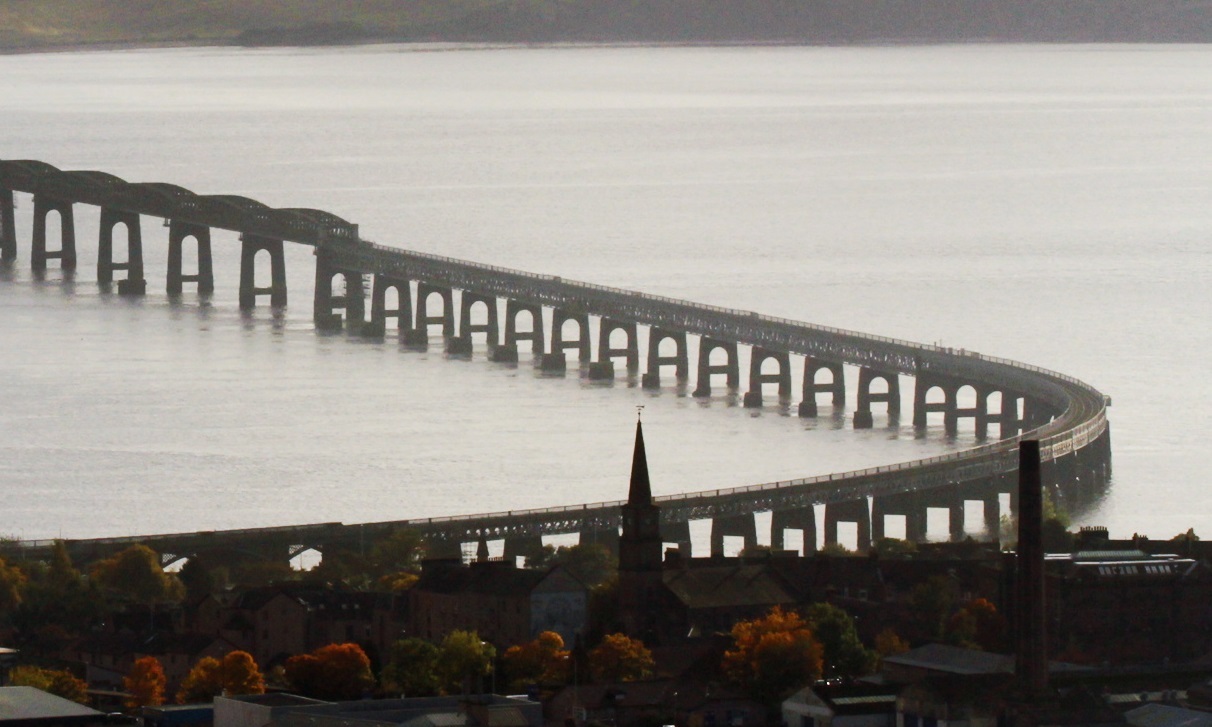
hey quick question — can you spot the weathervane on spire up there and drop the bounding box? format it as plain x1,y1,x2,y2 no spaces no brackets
636,405,644,420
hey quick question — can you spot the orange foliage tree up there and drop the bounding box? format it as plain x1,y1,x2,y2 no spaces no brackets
723,606,823,703
947,598,1006,651
502,631,570,689
124,656,167,709
588,633,654,683
177,651,266,703
285,643,375,700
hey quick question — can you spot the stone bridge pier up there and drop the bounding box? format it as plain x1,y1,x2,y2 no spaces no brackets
770,507,817,555
314,253,365,331
642,328,688,389
692,338,739,397
547,308,591,372
661,520,693,556
365,274,412,340
744,347,792,408
0,189,16,262
447,291,498,354
709,514,758,556
503,534,546,563
31,195,76,272
490,299,543,362
871,491,929,543
239,234,286,309
799,358,845,418
589,318,639,380
853,367,900,429
97,208,146,295
407,283,455,347
167,221,214,296
824,498,871,553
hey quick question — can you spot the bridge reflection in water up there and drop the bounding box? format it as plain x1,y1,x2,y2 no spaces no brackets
0,160,1111,569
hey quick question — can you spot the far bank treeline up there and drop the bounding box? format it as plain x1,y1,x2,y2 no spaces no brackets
4,0,1212,51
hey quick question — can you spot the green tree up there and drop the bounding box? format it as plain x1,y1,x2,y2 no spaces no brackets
47,541,80,588
437,630,496,695
909,575,959,641
872,538,917,559
91,545,184,607
371,529,426,577
178,559,216,602
532,543,616,588
381,637,441,697
588,633,654,684
818,543,852,557
0,556,27,615
722,607,822,704
803,603,876,680
9,665,88,703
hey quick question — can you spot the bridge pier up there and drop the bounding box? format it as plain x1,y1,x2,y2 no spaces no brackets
31,195,76,271
799,358,845,418
410,283,455,347
367,274,412,340
992,392,1024,438
1,189,17,262
503,535,546,564
313,254,365,331
425,537,464,560
913,375,954,429
167,221,214,296
853,367,900,429
642,328,688,389
492,299,543,362
551,309,591,364
458,291,500,350
744,347,792,408
97,208,145,295
824,498,871,553
239,235,286,309
692,338,739,397
709,514,758,557
770,507,817,555
661,520,693,556
579,527,620,555
594,318,639,378
872,491,928,544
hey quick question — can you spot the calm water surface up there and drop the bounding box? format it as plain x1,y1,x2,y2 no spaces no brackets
1,44,1209,548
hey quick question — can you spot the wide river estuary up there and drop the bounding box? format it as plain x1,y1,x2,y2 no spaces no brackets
1,43,1209,554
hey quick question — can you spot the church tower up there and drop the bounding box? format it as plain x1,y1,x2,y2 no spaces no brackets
618,418,664,639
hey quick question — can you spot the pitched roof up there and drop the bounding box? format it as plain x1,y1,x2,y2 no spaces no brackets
0,686,102,722
663,565,796,609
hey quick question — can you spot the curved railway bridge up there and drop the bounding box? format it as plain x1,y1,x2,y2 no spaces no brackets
0,160,1112,568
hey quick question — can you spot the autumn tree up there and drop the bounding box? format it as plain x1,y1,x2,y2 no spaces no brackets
124,656,167,709
92,545,184,607
588,633,654,684
285,643,375,701
722,607,822,703
381,637,441,697
874,628,910,661
437,630,496,695
178,651,267,703
502,631,570,689
9,666,88,703
803,603,876,680
947,598,1006,651
11,543,102,655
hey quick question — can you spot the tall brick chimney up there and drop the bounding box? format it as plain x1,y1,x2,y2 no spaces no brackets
1015,440,1048,694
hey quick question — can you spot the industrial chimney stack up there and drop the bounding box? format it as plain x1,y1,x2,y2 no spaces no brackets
1015,440,1048,694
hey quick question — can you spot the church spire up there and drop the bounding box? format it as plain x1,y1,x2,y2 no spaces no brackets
629,418,652,505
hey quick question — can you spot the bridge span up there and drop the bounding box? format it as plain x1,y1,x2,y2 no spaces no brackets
0,159,1111,568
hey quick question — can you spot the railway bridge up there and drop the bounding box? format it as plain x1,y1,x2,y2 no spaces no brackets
0,159,1112,568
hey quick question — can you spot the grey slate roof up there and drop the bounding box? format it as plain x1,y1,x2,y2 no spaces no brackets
1126,703,1212,727
0,686,101,723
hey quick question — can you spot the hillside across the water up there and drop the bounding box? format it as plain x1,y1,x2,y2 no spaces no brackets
4,0,1212,52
